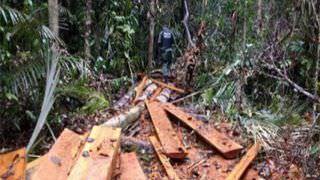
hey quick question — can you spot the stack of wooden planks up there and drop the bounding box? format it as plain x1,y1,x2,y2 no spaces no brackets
1,78,262,179
145,101,261,180
24,126,145,180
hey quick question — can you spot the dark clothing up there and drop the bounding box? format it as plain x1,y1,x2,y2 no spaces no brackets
158,28,174,79
158,28,174,49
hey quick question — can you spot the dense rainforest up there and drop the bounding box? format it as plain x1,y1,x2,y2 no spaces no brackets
0,0,320,179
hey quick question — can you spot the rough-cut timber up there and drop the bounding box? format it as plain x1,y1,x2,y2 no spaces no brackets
133,76,148,104
150,87,162,101
120,152,146,180
149,136,180,180
226,142,261,180
29,129,84,180
146,101,187,159
0,148,26,180
162,103,243,159
68,126,121,180
26,155,45,179
151,79,185,94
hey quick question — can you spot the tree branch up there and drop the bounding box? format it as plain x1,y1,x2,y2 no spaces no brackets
182,0,195,48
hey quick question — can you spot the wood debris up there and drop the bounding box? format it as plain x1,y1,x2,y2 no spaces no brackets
146,101,187,159
133,76,148,104
0,148,26,180
149,136,181,180
150,87,163,102
151,79,185,94
120,152,147,180
226,142,261,180
162,103,243,159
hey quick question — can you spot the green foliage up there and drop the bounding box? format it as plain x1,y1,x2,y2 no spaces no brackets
58,83,109,115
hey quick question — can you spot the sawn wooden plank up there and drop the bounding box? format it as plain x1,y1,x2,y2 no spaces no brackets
30,129,84,180
162,103,243,159
146,101,187,159
120,152,146,180
0,148,26,180
226,142,261,180
149,136,180,180
68,126,121,180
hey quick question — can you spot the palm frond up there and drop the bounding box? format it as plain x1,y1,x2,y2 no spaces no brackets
40,25,64,46
0,5,25,24
27,49,60,152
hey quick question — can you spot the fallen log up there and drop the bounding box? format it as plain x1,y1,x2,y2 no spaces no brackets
102,83,167,128
136,83,158,103
68,126,121,180
133,76,149,104
120,152,147,180
151,79,185,94
114,87,135,110
146,101,187,159
29,129,84,180
226,142,261,180
121,136,153,153
156,88,172,103
102,104,144,128
162,103,243,159
149,136,180,180
0,148,26,180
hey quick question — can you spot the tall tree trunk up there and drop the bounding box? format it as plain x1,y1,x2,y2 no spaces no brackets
84,0,92,61
257,0,263,36
48,0,59,35
182,0,195,48
147,0,155,69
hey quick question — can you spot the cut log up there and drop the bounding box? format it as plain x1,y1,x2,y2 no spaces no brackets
121,136,153,153
136,83,158,103
150,87,163,102
103,104,144,128
133,76,149,104
151,79,185,94
68,126,121,180
114,87,135,110
146,101,187,159
103,82,170,129
226,142,261,180
149,136,180,180
0,148,26,180
29,129,84,180
120,152,146,180
156,88,172,103
162,103,243,159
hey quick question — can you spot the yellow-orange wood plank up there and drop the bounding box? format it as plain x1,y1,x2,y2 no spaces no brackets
149,136,180,180
151,79,185,94
146,101,187,159
150,87,162,102
133,76,148,104
162,103,243,159
120,152,146,180
30,129,84,180
0,148,26,180
226,142,261,180
68,126,121,180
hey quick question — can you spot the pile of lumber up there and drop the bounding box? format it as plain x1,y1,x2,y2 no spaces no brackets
0,76,262,179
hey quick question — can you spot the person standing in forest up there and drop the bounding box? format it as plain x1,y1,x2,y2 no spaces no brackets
157,26,174,83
